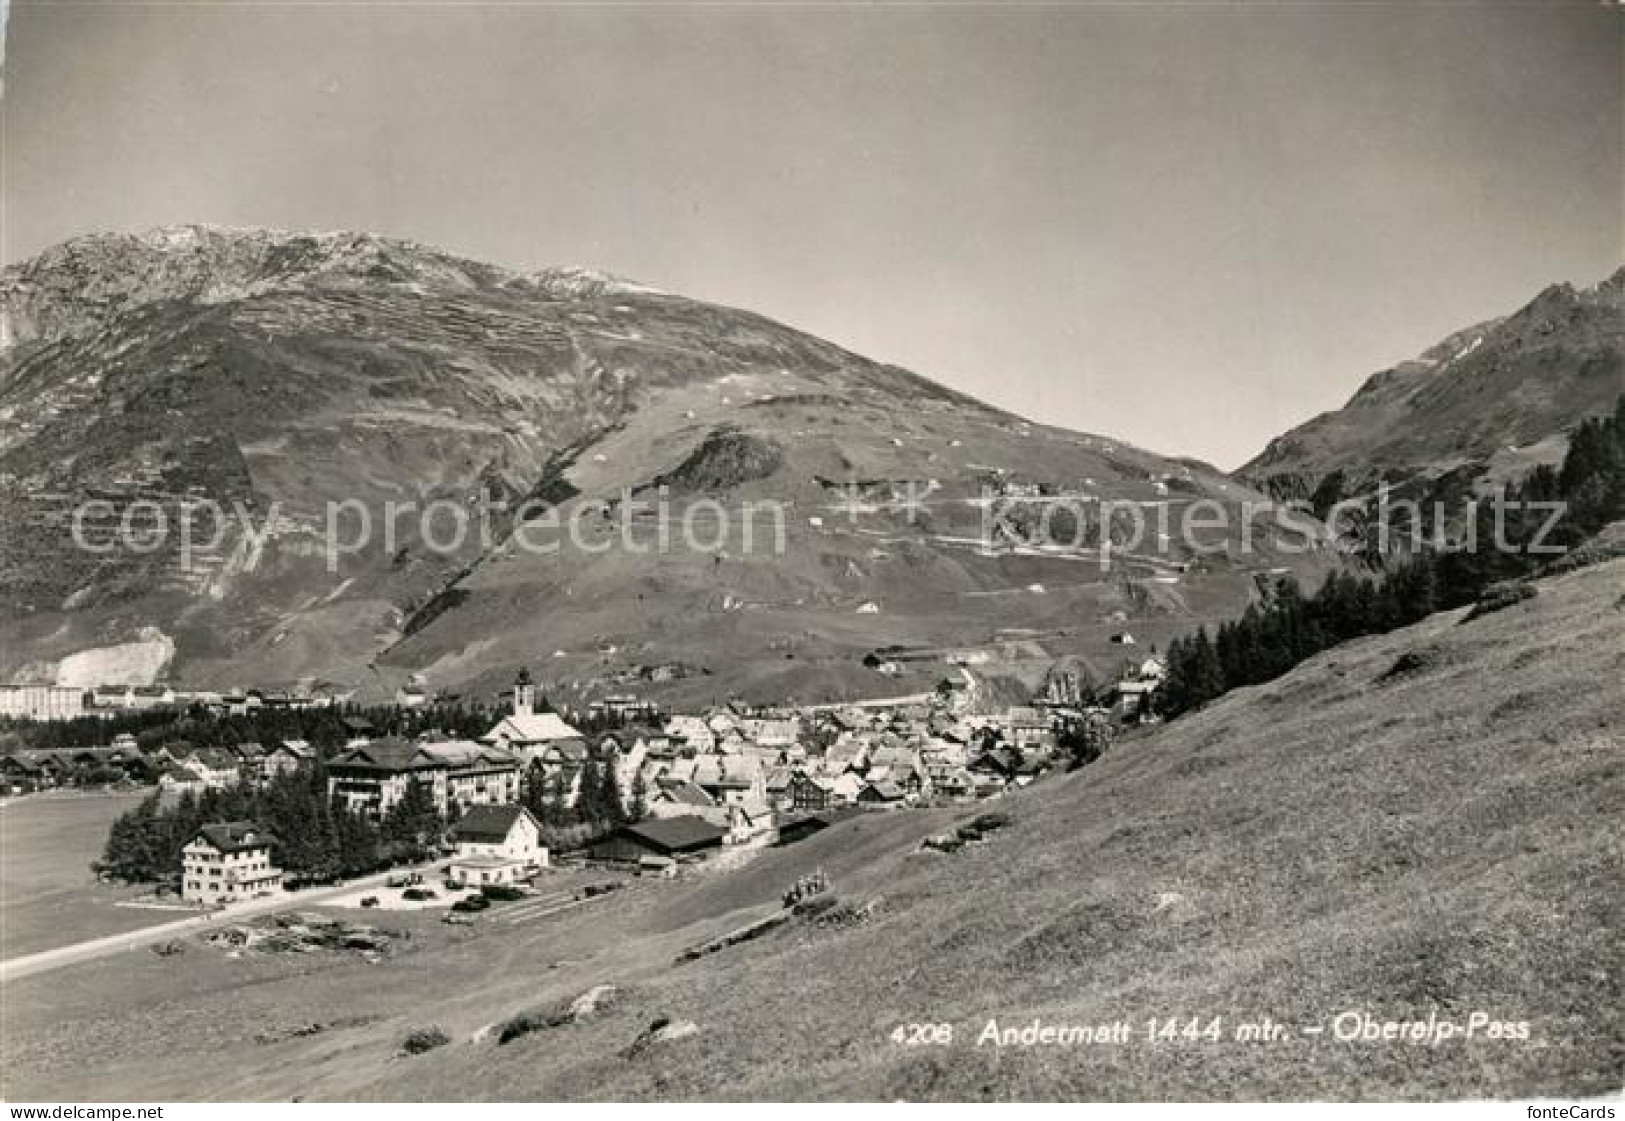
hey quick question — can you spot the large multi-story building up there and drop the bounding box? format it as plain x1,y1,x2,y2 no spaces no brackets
326,738,521,820
0,685,89,722
182,822,283,907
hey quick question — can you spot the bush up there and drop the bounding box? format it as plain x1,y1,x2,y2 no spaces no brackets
401,887,437,901
970,811,1013,832
1462,580,1537,623
496,1001,572,1045
451,895,490,913
399,1026,450,1056
791,894,840,919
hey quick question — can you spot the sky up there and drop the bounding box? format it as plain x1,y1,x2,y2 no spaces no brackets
1,2,1619,469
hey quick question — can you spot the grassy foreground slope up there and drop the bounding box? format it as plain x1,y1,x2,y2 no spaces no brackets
381,557,1622,1101
2,560,1618,1101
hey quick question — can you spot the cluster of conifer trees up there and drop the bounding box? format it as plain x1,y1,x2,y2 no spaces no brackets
97,763,442,884
519,745,648,851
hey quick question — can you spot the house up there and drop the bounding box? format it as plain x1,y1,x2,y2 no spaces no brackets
692,755,765,806
968,746,1021,784
447,804,546,887
587,694,660,722
182,821,283,907
764,767,795,811
210,692,256,718
0,752,47,792
262,739,316,778
103,742,151,781
129,685,177,711
340,715,377,740
231,741,268,770
159,762,207,793
1112,679,1159,723
857,779,907,806
774,809,858,846
176,747,242,789
822,740,868,776
1004,707,1054,751
713,727,749,755
931,766,976,800
481,668,584,760
884,758,927,798
90,684,138,711
587,816,726,866
737,717,800,750
828,772,864,805
616,725,677,760
664,715,715,754
647,777,725,825
726,798,774,844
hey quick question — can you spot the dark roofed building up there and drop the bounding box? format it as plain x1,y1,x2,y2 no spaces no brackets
774,807,861,846
327,737,520,819
450,803,528,844
857,778,907,805
588,815,725,865
197,821,279,854
447,804,546,882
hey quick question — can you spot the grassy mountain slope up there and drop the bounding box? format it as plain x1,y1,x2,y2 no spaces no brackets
5,556,1618,1101
0,226,1327,701
1241,268,1625,500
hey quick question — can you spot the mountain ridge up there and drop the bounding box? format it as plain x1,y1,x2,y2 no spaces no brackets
0,225,1324,703
1241,266,1625,500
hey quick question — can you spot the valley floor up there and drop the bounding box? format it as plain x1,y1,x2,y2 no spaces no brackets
2,559,1621,1101
0,790,169,959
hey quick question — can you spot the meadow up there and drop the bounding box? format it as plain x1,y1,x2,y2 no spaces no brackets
0,790,175,958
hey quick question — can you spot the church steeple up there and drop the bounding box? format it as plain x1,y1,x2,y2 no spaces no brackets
513,666,535,717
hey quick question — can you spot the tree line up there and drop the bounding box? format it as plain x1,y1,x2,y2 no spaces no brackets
3,700,498,756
